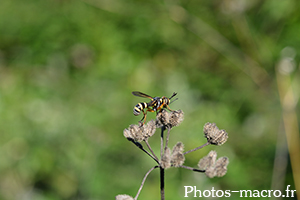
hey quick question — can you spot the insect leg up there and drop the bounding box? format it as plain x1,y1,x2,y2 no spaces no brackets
165,105,174,111
140,108,155,125
140,110,146,121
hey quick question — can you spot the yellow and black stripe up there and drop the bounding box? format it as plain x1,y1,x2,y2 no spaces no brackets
133,102,148,116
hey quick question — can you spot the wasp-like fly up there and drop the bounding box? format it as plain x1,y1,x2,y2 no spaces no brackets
132,91,177,125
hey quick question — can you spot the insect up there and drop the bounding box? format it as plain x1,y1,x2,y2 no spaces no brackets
132,91,177,125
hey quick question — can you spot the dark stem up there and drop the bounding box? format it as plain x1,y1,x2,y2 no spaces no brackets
128,139,159,164
134,165,159,200
160,126,165,158
160,167,165,200
183,142,210,155
179,165,206,173
160,127,166,200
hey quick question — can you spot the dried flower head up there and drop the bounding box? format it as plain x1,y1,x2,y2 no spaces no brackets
123,124,142,141
172,142,184,153
198,150,217,170
205,166,216,178
123,120,157,142
155,109,170,128
143,120,156,139
156,109,184,129
203,122,228,145
215,157,229,177
160,147,171,169
198,151,229,178
169,110,184,128
171,142,185,167
115,194,134,200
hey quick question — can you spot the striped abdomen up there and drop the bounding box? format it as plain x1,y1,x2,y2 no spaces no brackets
133,102,148,116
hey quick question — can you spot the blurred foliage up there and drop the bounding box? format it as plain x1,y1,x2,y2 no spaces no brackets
0,0,299,199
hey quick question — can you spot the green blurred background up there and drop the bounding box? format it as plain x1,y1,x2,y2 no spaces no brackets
0,0,299,199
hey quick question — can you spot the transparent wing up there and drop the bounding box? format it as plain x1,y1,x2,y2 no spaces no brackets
132,91,153,100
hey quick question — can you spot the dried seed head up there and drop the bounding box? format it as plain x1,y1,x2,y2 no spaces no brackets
203,122,228,145
169,110,184,128
205,166,216,178
156,109,170,128
123,124,142,141
198,150,217,169
160,147,171,169
171,142,185,167
130,124,141,134
115,194,134,200
215,157,229,177
171,152,185,167
123,120,157,142
172,142,184,154
156,109,184,129
198,151,229,178
143,120,156,139
123,128,133,140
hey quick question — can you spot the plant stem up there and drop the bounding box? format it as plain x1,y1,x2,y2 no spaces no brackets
160,126,165,158
160,127,165,200
183,142,210,155
145,139,159,162
179,165,205,172
160,167,165,200
129,139,159,164
134,165,159,200
165,128,171,154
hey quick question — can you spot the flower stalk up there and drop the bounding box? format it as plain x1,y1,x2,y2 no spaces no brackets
118,109,229,200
